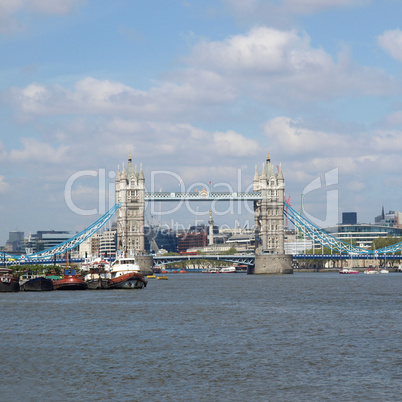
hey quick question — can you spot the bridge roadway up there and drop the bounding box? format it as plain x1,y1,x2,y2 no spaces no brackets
154,253,402,266
154,254,256,266
3,253,401,267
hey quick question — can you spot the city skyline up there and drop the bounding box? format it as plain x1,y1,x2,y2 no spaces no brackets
1,1,402,244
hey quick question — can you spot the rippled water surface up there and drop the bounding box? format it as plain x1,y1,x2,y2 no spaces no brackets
1,272,401,401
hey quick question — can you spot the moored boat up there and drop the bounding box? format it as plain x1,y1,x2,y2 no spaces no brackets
21,277,54,291
85,263,110,289
364,268,379,275
220,266,236,273
109,257,147,289
202,267,220,273
379,268,389,274
0,268,20,292
53,269,88,290
156,276,168,280
235,265,248,273
86,277,111,289
339,268,359,274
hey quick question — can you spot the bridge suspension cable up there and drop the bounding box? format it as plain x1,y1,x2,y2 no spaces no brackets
284,202,402,255
284,202,370,254
4,203,121,261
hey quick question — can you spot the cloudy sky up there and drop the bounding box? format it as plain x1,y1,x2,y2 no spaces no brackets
1,0,402,245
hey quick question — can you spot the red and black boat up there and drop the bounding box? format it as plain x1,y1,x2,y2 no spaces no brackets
53,268,88,290
108,272,147,289
0,268,20,292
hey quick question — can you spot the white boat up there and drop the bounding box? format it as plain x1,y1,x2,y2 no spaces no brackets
364,268,379,275
379,268,389,274
109,257,146,289
339,268,359,274
220,266,236,273
201,268,220,273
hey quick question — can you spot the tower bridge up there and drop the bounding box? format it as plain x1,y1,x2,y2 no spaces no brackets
6,152,402,273
115,152,293,275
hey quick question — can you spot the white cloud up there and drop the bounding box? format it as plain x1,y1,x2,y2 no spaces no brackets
6,27,400,120
8,75,235,119
6,137,70,164
264,116,351,156
263,116,402,179
377,29,402,63
0,175,9,193
214,130,259,156
186,27,399,104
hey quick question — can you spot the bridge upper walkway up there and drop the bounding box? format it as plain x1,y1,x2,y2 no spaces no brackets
145,191,262,201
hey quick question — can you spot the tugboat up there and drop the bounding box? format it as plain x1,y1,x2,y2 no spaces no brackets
0,268,20,292
53,268,88,290
108,258,147,289
85,262,110,289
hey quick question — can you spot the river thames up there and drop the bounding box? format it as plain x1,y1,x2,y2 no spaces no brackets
1,272,400,401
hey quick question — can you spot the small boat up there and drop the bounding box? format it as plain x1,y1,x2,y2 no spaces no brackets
109,258,147,289
53,269,88,290
364,268,379,275
235,265,248,273
379,268,389,274
202,268,220,273
85,264,110,289
339,268,359,274
156,276,168,280
146,275,156,279
220,266,236,273
21,277,53,291
0,268,20,292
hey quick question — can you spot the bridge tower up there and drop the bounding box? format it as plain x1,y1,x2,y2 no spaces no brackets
251,153,293,274
115,153,153,274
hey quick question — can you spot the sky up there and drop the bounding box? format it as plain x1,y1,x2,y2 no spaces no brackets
1,0,402,245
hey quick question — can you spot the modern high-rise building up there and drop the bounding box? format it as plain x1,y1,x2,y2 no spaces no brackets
342,212,357,225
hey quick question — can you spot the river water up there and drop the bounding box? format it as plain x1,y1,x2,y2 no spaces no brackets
1,272,401,401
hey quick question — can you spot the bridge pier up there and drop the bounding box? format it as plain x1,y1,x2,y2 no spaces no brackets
249,254,293,275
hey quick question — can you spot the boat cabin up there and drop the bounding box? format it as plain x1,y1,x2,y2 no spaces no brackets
64,268,77,276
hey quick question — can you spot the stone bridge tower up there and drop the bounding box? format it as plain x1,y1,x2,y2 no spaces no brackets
250,153,293,274
115,154,153,274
